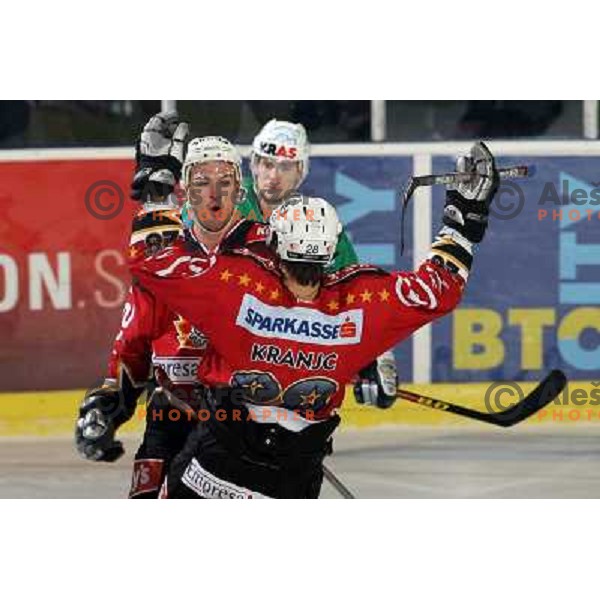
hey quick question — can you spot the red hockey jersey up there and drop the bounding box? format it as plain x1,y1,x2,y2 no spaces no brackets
128,240,467,420
107,213,268,401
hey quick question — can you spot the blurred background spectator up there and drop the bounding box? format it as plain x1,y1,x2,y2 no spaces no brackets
0,100,590,148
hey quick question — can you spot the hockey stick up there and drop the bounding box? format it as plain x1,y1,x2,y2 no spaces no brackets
399,142,530,254
395,369,567,427
323,464,355,499
406,165,529,193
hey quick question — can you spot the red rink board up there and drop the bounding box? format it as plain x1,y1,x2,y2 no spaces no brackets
0,158,136,391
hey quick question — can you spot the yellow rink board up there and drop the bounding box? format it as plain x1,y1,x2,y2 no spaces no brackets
0,381,597,436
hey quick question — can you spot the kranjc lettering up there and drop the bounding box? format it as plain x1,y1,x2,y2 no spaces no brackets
259,142,298,160
236,294,363,346
250,343,338,371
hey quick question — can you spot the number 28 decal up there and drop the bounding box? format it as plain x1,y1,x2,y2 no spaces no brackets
230,371,338,414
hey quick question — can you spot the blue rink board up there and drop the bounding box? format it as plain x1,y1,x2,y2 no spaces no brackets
279,154,598,383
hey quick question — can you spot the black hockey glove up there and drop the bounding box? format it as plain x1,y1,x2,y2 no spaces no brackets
442,141,499,244
354,351,398,409
75,388,133,462
130,111,189,202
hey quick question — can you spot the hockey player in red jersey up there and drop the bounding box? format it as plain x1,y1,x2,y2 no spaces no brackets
75,134,269,497
137,111,399,411
75,112,396,498
129,142,500,498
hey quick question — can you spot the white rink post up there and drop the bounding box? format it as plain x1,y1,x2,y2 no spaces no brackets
411,154,433,384
161,100,177,113
370,100,386,142
583,100,598,139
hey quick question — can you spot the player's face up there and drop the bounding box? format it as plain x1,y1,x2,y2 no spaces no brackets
255,157,302,206
187,161,239,232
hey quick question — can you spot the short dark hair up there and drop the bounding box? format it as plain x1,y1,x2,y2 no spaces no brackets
280,260,324,286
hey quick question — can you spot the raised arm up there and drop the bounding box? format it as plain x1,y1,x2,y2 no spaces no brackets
346,142,499,359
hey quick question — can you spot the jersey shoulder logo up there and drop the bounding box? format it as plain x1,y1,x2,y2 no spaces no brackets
395,273,439,310
174,316,208,350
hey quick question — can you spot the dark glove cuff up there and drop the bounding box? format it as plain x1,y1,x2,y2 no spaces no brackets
80,389,136,431
442,190,490,244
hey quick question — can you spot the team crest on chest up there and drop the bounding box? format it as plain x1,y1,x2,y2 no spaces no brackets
174,316,208,349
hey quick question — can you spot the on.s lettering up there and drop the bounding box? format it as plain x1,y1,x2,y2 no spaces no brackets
95,249,126,308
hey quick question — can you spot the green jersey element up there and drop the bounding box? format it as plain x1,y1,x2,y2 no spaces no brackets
237,178,358,272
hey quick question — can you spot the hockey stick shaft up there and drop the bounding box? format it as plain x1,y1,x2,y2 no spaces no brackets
398,165,529,255
396,370,567,428
411,165,529,188
323,464,355,499
396,389,505,426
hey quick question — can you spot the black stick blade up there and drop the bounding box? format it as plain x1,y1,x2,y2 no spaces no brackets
490,369,568,427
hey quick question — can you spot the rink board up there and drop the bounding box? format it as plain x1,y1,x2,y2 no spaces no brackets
1,144,599,392
0,380,596,436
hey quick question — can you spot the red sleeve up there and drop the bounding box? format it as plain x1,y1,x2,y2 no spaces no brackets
344,259,465,360
389,259,465,321
107,285,171,385
127,243,227,340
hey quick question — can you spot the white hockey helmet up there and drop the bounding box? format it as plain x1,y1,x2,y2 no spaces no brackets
181,136,243,190
268,194,342,264
180,136,245,230
251,119,310,184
